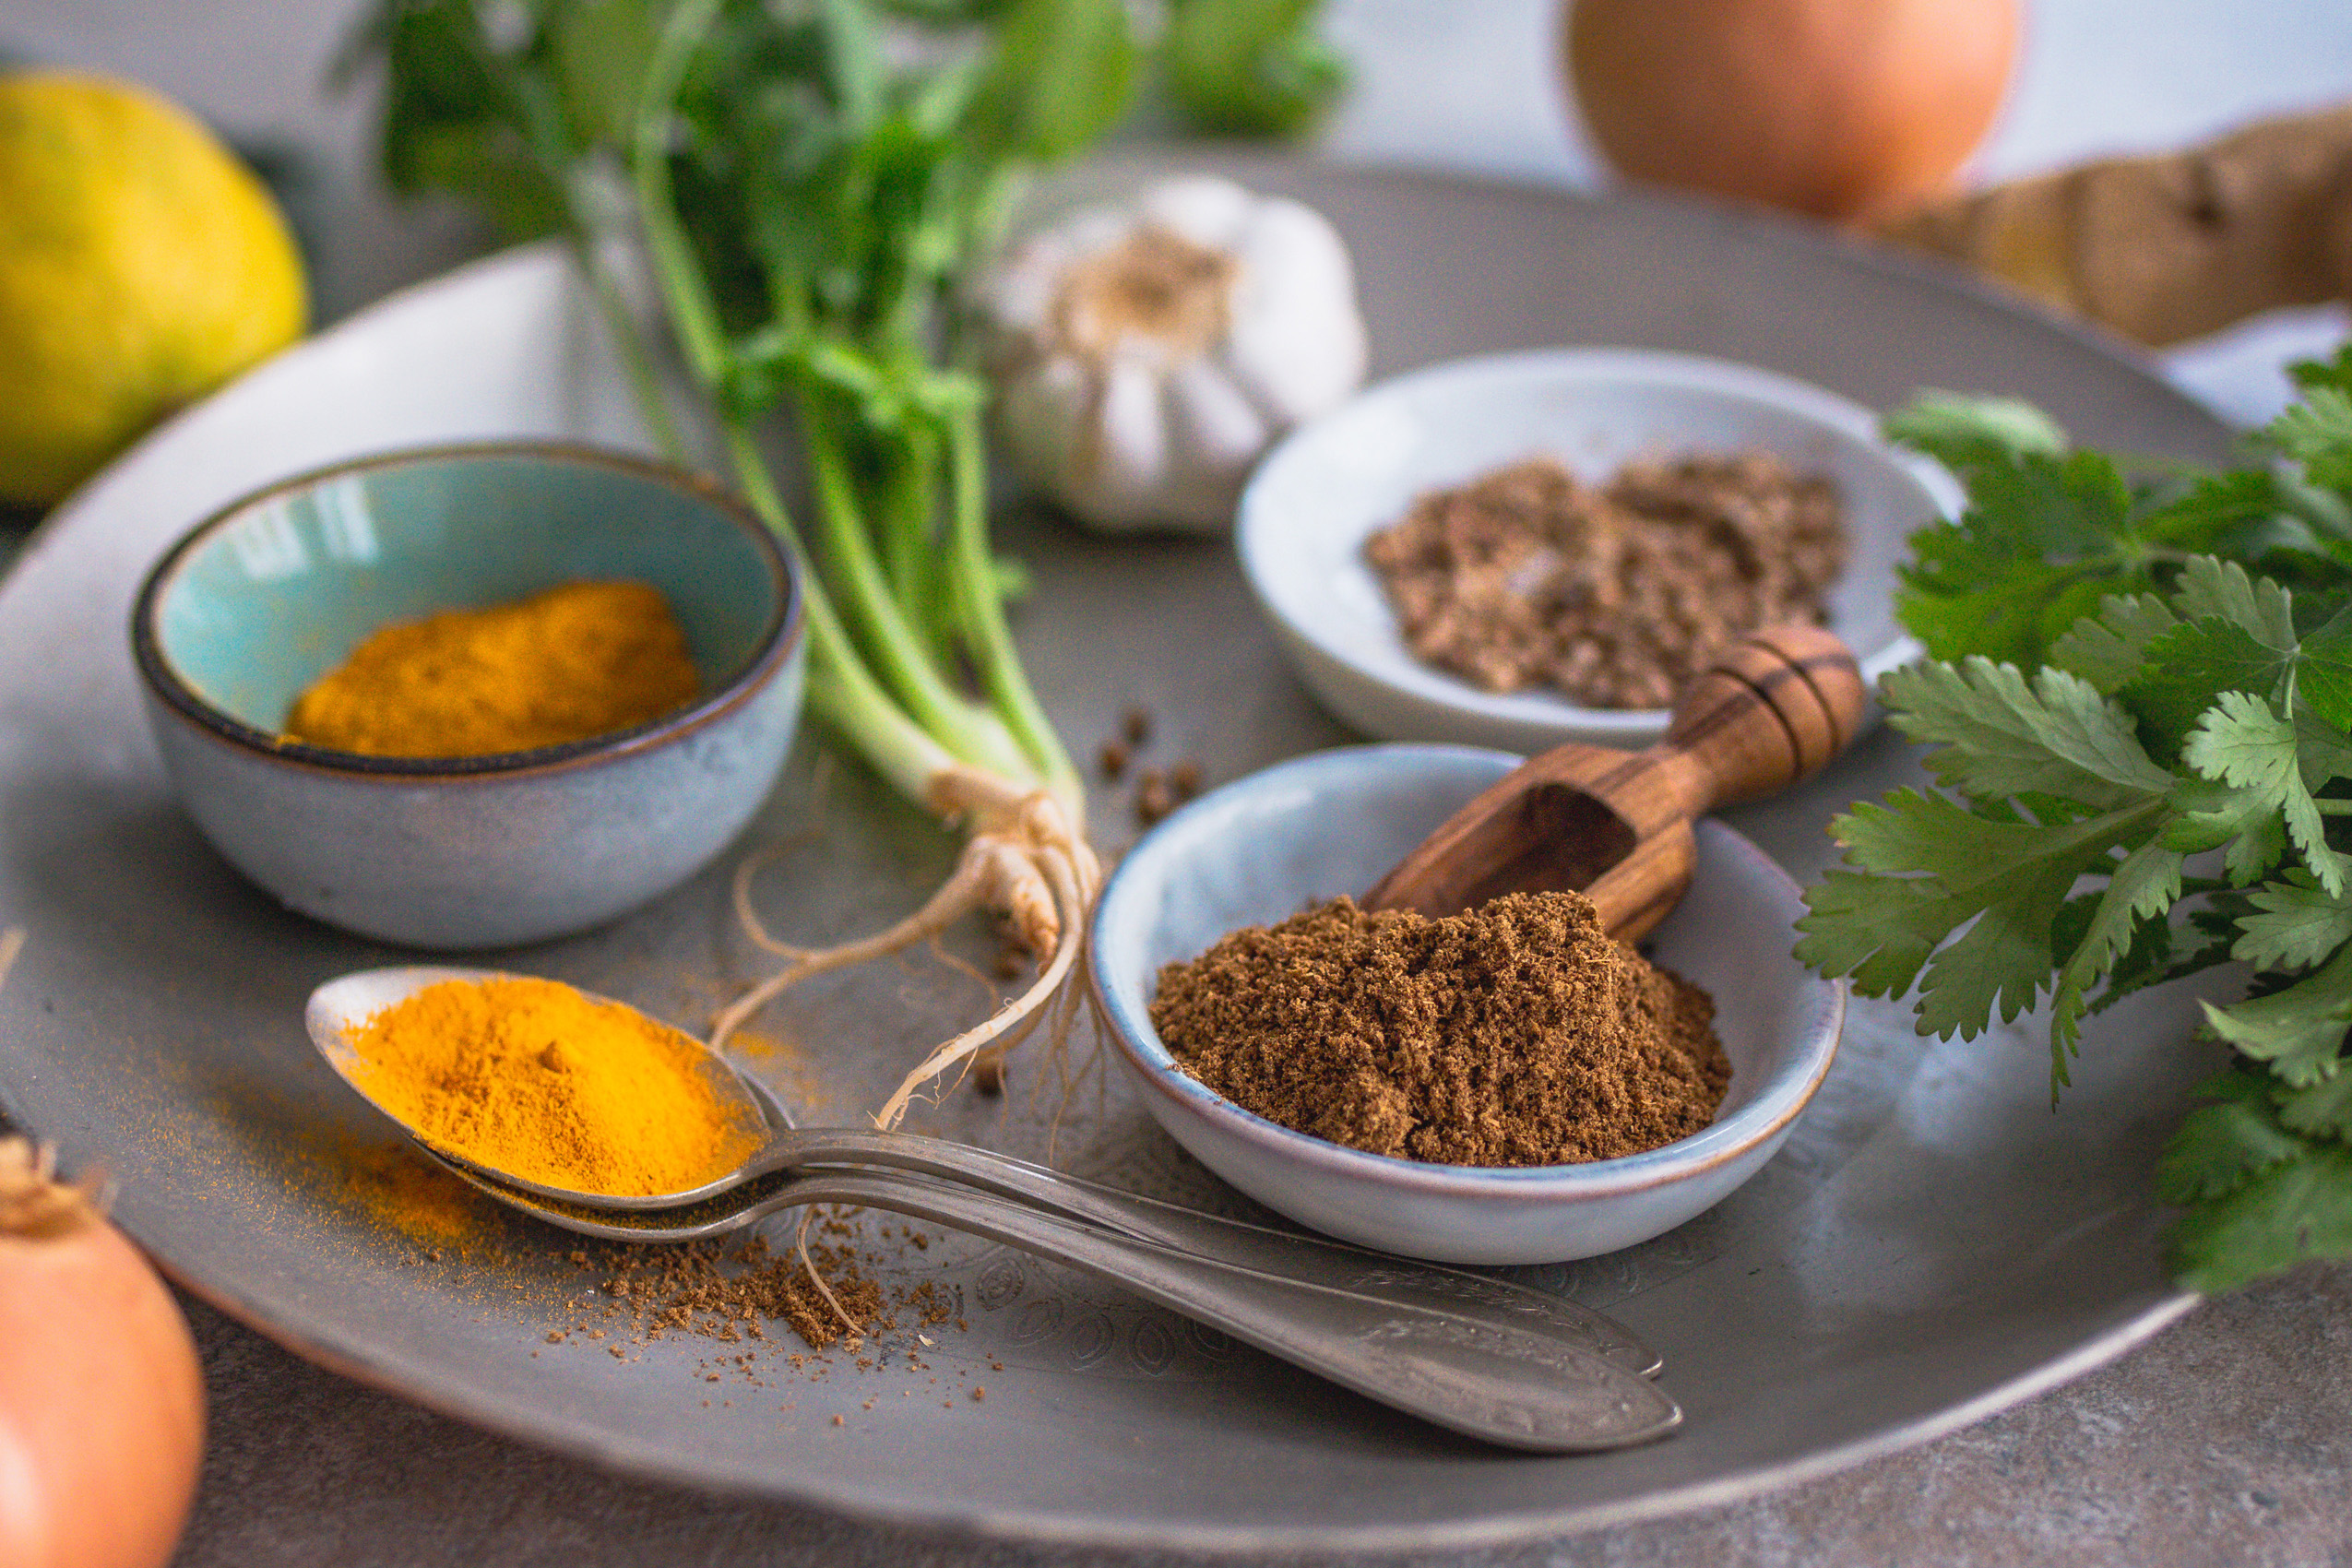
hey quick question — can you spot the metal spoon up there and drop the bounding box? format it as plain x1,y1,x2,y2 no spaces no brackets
307,966,1658,1374
423,1143,1680,1452
304,965,1681,1447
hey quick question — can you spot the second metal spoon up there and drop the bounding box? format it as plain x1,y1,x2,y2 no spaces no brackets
429,1145,1681,1452
305,966,1662,1377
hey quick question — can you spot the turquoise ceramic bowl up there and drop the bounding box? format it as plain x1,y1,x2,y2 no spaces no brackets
131,442,805,949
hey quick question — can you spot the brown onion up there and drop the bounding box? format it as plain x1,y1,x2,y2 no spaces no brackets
1566,0,2020,223
0,1140,204,1568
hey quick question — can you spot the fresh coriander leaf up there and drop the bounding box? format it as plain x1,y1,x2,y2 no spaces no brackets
2051,841,2185,1071
2295,601,2352,732
2288,342,2352,397
2168,1140,2352,1292
1800,788,2168,1041
2161,775,2289,885
551,0,659,148
815,0,885,136
970,0,1138,162
362,0,572,240
1882,391,2067,474
2183,690,2352,896
2280,1070,2352,1138
1895,450,2136,667
2296,703,2352,786
2199,942,2352,1085
2088,912,2223,1017
2119,616,2297,757
1794,863,1953,1000
2049,592,2177,693
1162,0,1348,138
1912,862,2080,1042
2171,556,2297,652
388,120,571,238
2134,469,2312,564
1882,658,2177,807
2269,386,2352,494
2233,870,2352,971
2156,1065,2309,1203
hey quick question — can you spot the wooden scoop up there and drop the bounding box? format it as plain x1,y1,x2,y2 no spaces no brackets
1363,625,1866,942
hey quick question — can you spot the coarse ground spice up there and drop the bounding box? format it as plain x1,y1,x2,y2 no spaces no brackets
1150,891,1728,1166
584,1231,885,1350
1363,452,1847,708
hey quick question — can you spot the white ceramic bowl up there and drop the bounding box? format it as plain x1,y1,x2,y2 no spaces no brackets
1237,348,1962,752
1087,745,1844,1265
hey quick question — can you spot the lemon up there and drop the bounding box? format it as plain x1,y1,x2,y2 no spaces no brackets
0,72,307,507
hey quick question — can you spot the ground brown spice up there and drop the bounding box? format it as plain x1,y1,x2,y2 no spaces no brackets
1150,891,1728,1166
1363,453,1847,708
588,1233,885,1350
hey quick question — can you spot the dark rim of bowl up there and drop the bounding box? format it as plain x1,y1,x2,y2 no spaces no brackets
129,440,804,781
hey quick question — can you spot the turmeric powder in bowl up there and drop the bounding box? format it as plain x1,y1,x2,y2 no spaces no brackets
342,976,762,1199
131,442,804,949
284,580,701,758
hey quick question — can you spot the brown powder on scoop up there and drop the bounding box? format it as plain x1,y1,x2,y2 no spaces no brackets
1149,891,1728,1166
1363,453,1847,708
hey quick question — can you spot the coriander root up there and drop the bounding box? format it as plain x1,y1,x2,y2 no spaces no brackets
712,765,1102,1131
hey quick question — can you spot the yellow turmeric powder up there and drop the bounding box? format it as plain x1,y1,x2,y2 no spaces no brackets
343,976,761,1198
284,579,701,757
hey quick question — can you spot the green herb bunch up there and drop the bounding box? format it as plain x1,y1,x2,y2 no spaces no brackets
341,0,1341,1125
1798,347,2352,1290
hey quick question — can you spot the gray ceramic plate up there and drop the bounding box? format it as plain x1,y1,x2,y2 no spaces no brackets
0,154,2238,1554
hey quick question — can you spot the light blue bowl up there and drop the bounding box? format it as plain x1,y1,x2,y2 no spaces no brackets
131,442,805,949
1088,745,1843,1265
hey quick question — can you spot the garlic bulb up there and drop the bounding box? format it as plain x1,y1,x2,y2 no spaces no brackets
978,175,1368,533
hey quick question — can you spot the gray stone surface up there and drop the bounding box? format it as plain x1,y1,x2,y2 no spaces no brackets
172,1265,2352,1566
6,0,2352,1562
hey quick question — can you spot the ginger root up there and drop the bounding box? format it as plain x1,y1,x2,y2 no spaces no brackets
1871,100,2352,347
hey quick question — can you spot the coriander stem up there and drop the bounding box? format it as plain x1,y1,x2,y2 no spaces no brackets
719,418,962,805
797,388,1038,785
632,0,731,392
878,424,951,661
574,239,687,466
945,404,1079,807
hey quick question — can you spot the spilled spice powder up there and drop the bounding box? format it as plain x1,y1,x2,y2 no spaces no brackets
328,1138,500,1253
588,1231,884,1350
1150,891,1728,1166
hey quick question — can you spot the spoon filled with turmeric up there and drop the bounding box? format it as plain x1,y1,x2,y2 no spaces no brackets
303,965,1681,1451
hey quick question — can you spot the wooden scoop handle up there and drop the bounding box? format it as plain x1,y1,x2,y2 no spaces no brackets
1660,624,1867,814
1363,625,1865,936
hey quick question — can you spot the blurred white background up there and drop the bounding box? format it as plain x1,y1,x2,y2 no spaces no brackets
7,0,2351,405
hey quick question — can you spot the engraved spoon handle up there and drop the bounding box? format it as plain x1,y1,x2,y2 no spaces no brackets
760,1124,1662,1378
443,1157,1681,1453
